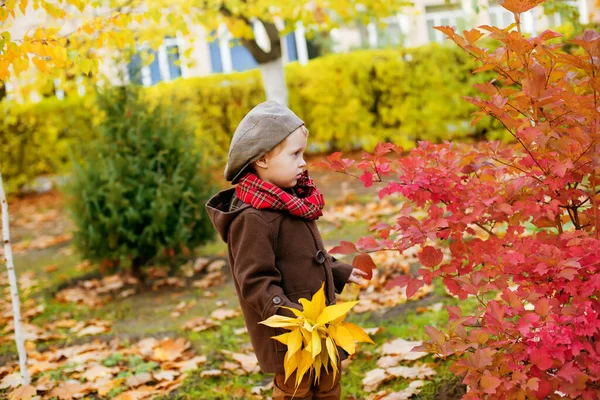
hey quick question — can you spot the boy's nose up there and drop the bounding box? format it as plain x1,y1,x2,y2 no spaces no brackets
299,157,306,168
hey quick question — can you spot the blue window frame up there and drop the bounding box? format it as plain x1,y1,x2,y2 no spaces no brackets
285,32,298,62
166,44,182,79
209,40,223,73
230,39,258,72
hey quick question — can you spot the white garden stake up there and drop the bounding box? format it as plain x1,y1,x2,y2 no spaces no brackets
0,170,30,385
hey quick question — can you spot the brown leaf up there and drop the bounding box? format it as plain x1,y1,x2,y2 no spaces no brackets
113,384,155,400
76,324,111,337
29,360,62,375
136,338,158,357
362,368,392,392
53,319,78,329
92,377,117,397
210,308,240,321
44,264,58,272
193,257,211,273
386,364,436,379
380,338,428,360
48,381,91,399
152,370,180,382
9,384,36,400
0,372,23,389
82,364,115,382
200,369,223,377
181,317,219,332
126,372,154,388
153,338,189,361
375,380,425,400
175,355,208,372
230,352,259,374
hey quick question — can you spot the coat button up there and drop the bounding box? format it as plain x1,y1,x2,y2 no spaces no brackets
273,296,282,305
315,249,326,264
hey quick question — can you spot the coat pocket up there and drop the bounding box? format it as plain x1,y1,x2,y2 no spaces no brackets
274,290,310,353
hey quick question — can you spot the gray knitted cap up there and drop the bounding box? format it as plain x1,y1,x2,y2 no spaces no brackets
225,100,304,184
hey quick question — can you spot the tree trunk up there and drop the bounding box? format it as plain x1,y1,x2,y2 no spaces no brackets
259,57,288,105
217,9,290,105
0,171,30,385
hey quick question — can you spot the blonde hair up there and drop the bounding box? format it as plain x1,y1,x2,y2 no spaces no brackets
266,125,309,158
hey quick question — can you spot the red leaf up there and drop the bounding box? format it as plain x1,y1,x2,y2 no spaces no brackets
418,246,443,267
360,171,374,187
556,362,580,383
443,277,470,300
374,142,395,157
385,274,410,290
356,236,381,251
530,347,553,370
406,278,425,299
352,253,376,280
480,370,501,394
424,325,446,347
329,241,357,255
534,297,550,317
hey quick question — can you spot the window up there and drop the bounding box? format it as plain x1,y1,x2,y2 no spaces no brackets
164,36,182,80
489,5,514,28
285,32,298,62
230,38,258,72
488,1,537,33
425,5,467,44
377,17,405,48
127,36,185,86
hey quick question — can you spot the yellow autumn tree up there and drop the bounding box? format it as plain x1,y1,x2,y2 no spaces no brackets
1,0,409,104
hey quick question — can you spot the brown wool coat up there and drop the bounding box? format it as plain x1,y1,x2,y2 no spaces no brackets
206,188,354,374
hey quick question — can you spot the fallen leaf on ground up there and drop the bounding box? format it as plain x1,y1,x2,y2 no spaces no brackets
47,381,92,399
380,338,428,360
153,370,179,382
181,316,219,332
153,338,190,361
386,364,436,379
227,351,260,374
8,384,36,400
363,368,392,392
210,308,240,321
370,380,426,400
126,372,154,388
200,369,223,377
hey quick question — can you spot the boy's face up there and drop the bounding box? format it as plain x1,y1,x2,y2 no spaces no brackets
254,127,307,188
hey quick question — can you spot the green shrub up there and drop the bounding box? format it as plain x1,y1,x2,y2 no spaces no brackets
67,86,215,277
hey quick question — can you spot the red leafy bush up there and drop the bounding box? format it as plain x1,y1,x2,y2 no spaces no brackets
322,1,600,397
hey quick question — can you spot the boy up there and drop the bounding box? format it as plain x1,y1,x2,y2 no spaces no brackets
206,100,366,399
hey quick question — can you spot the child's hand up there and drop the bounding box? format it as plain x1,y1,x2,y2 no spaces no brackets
347,268,368,285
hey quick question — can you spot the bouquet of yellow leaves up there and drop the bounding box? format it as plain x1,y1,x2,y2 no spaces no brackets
259,283,374,390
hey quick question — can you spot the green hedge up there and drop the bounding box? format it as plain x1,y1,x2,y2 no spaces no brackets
1,43,502,193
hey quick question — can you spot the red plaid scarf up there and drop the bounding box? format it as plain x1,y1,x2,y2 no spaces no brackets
236,171,325,220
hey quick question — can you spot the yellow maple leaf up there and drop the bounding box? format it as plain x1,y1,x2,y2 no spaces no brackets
259,283,374,390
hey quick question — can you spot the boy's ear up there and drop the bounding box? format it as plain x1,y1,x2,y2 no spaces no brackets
254,157,268,170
